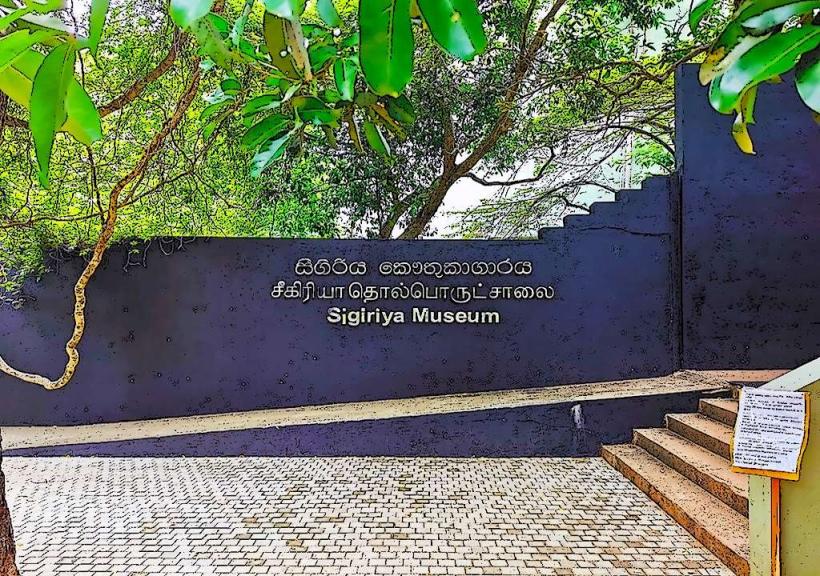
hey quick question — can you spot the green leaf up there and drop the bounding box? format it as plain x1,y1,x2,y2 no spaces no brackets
190,16,233,68
292,95,342,126
201,101,228,122
386,93,415,124
340,30,359,48
322,124,337,147
203,109,230,140
0,65,30,105
742,1,820,34
363,120,390,157
709,1,817,60
0,0,64,35
0,29,52,73
796,56,820,112
371,103,406,139
0,5,34,32
230,0,253,46
64,79,103,146
359,0,413,96
87,0,109,55
689,0,715,33
263,12,301,79
242,113,291,149
9,0,63,14
354,91,378,107
308,42,336,69
243,94,279,117
333,57,356,100
732,112,755,154
699,33,772,86
323,86,342,103
263,0,306,21
317,0,341,27
417,0,486,61
30,43,75,188
739,84,757,125
242,85,300,121
709,26,820,114
0,48,101,146
251,130,294,177
347,114,363,151
169,0,214,29
221,77,242,94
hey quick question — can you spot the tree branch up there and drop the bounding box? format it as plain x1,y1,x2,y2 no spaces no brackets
398,0,568,239
98,30,186,118
0,62,202,390
0,429,19,576
457,0,568,177
466,150,555,187
581,122,674,157
0,93,7,147
443,112,456,173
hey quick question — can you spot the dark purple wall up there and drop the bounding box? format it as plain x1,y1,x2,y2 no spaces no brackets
1,64,818,442
0,202,677,425
5,391,708,457
677,66,820,369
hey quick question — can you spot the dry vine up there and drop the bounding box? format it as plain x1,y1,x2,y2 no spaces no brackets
0,63,201,390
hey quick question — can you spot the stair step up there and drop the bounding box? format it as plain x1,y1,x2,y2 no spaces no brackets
634,428,748,516
614,188,640,202
640,175,672,193
562,213,589,228
699,398,739,427
666,412,733,459
602,444,749,576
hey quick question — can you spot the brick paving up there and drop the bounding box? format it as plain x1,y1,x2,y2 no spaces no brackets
3,457,733,575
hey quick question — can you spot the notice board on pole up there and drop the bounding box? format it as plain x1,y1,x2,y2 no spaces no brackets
731,387,811,481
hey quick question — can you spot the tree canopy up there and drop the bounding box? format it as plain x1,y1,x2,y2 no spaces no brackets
0,0,816,299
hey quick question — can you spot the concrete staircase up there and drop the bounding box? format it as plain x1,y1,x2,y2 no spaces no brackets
602,396,749,576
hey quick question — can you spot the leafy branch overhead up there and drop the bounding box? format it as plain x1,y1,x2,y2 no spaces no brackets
691,0,820,154
0,0,106,187
0,0,486,187
171,0,487,177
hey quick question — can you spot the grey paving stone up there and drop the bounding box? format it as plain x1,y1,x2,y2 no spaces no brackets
3,457,734,576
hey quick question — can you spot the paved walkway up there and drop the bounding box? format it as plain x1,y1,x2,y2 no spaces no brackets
4,457,733,576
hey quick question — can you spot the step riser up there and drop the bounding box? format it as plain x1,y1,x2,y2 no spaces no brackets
634,432,748,516
602,447,750,576
699,401,737,427
666,416,731,459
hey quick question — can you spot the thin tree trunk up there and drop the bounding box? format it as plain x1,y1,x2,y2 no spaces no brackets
0,431,19,576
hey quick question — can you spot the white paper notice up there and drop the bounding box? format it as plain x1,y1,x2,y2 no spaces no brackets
732,388,808,475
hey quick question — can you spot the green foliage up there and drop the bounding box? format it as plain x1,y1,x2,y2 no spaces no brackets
416,0,487,61
694,0,820,154
250,129,295,175
690,0,716,33
87,0,111,55
797,56,820,108
0,0,731,293
431,0,706,239
0,30,51,71
170,0,487,175
264,0,307,21
0,1,349,298
362,119,389,157
30,43,75,187
359,0,414,96
169,0,216,28
316,0,341,27
0,0,105,185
